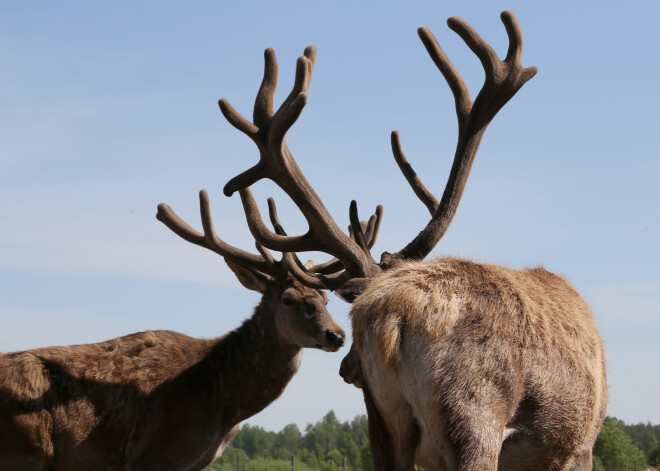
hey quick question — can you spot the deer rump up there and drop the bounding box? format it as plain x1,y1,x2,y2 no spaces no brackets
349,258,607,471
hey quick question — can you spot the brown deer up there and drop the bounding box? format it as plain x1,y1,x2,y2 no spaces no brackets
197,10,607,471
0,51,348,470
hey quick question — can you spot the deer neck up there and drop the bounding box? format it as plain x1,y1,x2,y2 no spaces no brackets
208,300,302,426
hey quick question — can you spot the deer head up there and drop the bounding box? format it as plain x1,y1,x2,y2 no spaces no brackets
157,189,345,352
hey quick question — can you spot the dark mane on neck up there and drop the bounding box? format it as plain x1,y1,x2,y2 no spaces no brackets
205,299,303,426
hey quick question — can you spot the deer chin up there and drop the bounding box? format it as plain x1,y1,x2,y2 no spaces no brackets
295,334,342,352
319,344,342,353
310,332,345,352
307,328,345,352
310,339,342,353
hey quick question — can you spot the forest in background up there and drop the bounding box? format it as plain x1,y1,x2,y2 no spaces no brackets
205,412,660,471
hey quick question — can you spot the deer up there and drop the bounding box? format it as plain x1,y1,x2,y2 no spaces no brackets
179,10,605,471
0,50,349,471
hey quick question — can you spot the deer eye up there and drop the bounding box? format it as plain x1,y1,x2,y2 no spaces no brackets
282,297,293,306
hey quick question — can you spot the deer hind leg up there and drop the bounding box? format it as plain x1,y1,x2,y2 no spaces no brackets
430,366,515,470
445,424,502,471
417,413,501,471
361,381,397,471
390,405,420,471
362,369,418,468
567,450,592,471
361,335,421,470
365,385,419,471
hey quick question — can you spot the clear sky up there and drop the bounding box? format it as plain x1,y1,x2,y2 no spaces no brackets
1,1,658,431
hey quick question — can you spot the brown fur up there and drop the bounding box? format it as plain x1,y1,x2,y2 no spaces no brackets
0,278,344,471
348,258,607,471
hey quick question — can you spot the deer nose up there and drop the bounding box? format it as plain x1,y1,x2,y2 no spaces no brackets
326,330,346,348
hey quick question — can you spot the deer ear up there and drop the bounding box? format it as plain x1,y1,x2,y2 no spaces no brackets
225,259,270,293
334,278,371,303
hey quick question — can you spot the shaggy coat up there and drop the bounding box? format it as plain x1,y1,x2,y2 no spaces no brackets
350,257,607,471
0,277,342,471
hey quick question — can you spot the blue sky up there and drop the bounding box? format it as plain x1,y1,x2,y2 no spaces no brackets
1,1,659,431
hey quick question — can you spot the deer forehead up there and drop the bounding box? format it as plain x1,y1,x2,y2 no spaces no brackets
281,284,327,303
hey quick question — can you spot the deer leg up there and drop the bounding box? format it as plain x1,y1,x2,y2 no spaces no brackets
429,388,510,471
565,449,592,471
450,434,501,471
361,339,420,471
365,391,419,470
387,404,419,471
362,379,397,471
433,374,511,469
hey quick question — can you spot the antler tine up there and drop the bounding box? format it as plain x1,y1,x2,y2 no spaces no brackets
365,204,384,250
218,101,264,196
253,48,278,127
265,196,350,289
309,220,365,275
391,131,439,216
274,47,316,123
347,221,367,242
156,191,272,276
254,241,276,267
349,201,376,263
446,16,499,80
240,186,372,281
269,59,312,146
240,188,352,282
501,10,524,64
156,203,206,246
266,197,294,241
309,204,383,275
266,197,284,234
282,251,351,290
238,188,318,252
221,47,316,198
383,11,536,266
417,25,471,123
217,46,378,282
260,199,382,278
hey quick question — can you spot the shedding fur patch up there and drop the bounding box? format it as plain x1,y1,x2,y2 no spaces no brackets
352,258,467,366
351,257,601,368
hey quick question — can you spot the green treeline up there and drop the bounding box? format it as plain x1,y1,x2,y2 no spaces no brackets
594,417,660,470
205,411,372,471
205,413,660,471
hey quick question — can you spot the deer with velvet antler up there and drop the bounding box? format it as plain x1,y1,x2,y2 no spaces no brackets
193,10,605,471
0,221,345,471
0,10,606,471
0,64,348,471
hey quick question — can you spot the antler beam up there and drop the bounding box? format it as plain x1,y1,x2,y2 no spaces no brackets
382,10,537,267
156,191,286,278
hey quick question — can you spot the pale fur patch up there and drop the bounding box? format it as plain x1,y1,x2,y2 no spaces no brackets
352,259,465,366
352,257,604,371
